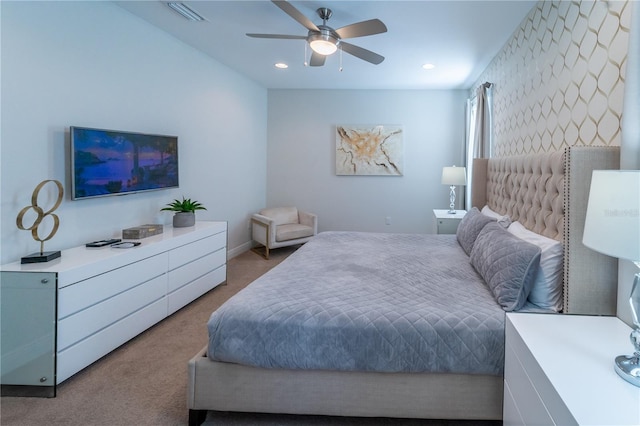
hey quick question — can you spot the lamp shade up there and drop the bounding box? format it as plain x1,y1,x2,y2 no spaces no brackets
441,166,467,186
583,170,640,262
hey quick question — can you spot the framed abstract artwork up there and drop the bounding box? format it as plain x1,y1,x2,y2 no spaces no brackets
336,125,403,176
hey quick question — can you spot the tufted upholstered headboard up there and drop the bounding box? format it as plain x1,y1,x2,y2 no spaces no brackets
471,146,620,315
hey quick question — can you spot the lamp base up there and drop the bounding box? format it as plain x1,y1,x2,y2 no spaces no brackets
448,186,457,215
614,354,640,387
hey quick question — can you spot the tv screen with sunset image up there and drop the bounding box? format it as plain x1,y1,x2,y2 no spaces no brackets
71,127,179,200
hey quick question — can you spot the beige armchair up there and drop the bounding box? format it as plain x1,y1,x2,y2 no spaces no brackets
251,206,318,259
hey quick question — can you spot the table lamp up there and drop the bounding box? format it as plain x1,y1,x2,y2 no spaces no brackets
441,166,466,214
583,170,640,387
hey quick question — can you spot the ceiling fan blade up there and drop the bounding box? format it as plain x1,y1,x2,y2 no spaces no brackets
340,42,384,65
309,51,326,67
272,0,319,32
246,33,306,40
335,19,387,39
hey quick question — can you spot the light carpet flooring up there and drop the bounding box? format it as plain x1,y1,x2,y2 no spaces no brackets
1,246,500,426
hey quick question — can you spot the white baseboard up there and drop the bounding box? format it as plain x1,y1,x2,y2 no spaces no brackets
227,241,252,259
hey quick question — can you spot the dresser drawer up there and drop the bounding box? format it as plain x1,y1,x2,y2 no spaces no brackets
56,297,166,383
58,253,168,319
57,274,167,351
167,248,225,293
167,265,226,314
169,232,225,271
503,380,524,426
437,218,461,234
504,341,554,425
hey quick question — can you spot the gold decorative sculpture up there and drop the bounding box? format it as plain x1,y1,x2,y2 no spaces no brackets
16,179,64,264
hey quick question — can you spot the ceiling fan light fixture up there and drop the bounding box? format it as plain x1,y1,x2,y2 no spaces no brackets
248,2,385,66
308,34,338,56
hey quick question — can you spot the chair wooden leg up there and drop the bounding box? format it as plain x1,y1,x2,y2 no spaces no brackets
251,244,269,259
250,218,270,259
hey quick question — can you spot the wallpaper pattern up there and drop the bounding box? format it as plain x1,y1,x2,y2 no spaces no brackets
474,0,631,156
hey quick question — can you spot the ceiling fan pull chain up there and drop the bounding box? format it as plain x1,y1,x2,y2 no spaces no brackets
304,42,308,67
339,46,343,72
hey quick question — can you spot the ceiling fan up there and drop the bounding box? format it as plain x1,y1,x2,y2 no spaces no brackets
246,0,387,67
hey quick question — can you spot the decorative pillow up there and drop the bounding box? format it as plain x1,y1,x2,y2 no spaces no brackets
481,205,512,228
507,221,564,312
470,222,541,311
456,207,495,255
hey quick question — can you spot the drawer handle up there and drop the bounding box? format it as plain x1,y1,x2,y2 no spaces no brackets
39,377,47,383
41,279,49,284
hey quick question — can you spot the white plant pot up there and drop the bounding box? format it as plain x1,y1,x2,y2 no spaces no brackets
173,212,195,228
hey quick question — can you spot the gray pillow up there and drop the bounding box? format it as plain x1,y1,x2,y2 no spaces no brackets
456,207,495,255
470,222,541,311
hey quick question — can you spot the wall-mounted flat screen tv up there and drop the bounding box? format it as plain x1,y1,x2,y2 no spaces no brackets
71,126,179,200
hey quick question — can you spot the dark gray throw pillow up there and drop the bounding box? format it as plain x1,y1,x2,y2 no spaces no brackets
470,222,541,311
456,207,495,255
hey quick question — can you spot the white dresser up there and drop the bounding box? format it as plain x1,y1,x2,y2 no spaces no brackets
504,313,640,425
1,221,226,396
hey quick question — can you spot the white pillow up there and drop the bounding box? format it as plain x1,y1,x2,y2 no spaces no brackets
507,221,564,312
481,205,511,228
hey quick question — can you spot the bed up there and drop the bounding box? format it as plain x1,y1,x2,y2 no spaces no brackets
188,146,620,425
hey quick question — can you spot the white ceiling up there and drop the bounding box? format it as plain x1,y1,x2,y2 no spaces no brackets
115,0,536,90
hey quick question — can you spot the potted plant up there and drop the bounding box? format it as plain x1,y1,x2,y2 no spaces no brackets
161,197,206,228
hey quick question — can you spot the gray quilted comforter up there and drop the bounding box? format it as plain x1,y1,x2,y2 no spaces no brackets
207,231,505,375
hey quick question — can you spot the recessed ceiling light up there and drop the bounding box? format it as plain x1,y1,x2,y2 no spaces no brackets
422,63,436,70
275,63,288,69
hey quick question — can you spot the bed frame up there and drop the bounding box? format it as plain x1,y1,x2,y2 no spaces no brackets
188,146,620,425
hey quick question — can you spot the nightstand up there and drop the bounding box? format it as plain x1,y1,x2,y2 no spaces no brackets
504,313,640,426
432,209,466,234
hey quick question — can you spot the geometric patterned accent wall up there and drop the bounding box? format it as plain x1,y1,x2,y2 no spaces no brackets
473,0,631,157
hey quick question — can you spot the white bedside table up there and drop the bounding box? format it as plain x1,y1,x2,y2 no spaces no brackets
432,209,466,234
504,313,640,426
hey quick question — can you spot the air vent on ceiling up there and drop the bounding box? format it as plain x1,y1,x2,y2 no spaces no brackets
167,2,207,22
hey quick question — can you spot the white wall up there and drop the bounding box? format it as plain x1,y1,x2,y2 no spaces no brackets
267,90,467,234
0,1,267,264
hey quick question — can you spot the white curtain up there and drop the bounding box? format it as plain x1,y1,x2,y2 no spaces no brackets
465,82,493,209
618,0,640,327
622,0,640,169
